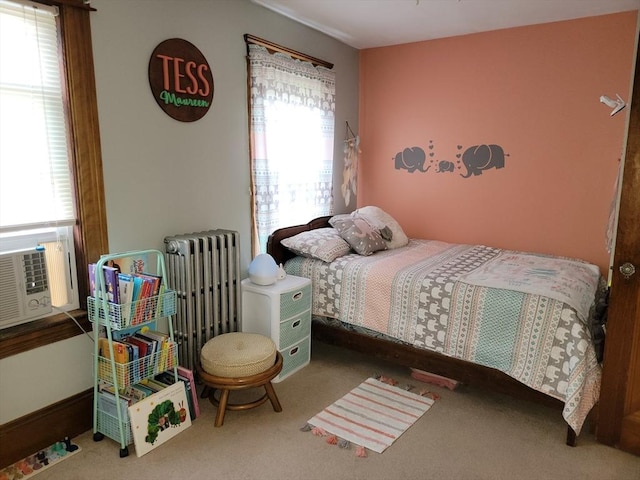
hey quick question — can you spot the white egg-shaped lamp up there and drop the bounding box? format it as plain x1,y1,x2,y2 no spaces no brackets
248,253,278,285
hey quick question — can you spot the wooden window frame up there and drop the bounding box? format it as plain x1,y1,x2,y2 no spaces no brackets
0,0,108,360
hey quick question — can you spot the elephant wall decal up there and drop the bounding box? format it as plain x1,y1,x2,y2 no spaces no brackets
394,147,430,173
460,144,508,178
436,160,455,173
392,141,509,177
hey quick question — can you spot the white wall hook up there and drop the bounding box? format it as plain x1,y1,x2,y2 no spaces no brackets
600,94,626,116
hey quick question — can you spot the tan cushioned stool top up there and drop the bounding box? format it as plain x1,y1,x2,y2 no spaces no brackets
201,332,277,378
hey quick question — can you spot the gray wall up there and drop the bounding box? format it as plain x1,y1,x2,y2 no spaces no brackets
0,0,359,424
93,0,359,264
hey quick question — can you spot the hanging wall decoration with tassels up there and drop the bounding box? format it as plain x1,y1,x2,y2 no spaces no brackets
342,121,360,206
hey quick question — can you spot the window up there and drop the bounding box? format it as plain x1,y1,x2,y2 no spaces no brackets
0,0,78,327
246,36,336,254
0,0,108,356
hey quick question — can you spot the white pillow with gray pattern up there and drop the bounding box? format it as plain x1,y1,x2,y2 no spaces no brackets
354,206,409,250
329,214,387,256
281,227,351,262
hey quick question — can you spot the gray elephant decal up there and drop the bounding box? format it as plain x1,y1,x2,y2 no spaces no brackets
436,160,455,173
394,147,430,173
460,144,508,178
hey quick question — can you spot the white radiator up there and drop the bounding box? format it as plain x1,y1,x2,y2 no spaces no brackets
164,230,241,370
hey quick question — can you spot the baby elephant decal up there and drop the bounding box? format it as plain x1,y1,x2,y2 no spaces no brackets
436,160,455,173
394,147,430,173
460,144,508,178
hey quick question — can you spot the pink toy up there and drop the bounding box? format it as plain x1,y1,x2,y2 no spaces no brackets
410,368,460,390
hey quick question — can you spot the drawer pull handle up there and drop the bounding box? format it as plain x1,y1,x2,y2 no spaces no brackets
292,320,300,328
292,291,303,301
289,346,299,356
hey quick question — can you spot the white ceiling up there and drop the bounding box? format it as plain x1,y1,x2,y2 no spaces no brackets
251,0,640,49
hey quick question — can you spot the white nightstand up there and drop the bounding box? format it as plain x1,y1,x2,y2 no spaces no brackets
241,275,311,382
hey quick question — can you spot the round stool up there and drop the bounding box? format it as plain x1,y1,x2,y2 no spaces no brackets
196,332,283,427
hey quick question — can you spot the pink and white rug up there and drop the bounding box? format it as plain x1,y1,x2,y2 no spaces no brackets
304,377,435,455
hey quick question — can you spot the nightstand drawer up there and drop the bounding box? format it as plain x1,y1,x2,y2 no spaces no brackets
279,311,311,348
279,283,311,319
274,336,310,383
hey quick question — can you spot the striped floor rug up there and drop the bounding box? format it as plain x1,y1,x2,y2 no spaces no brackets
305,377,435,454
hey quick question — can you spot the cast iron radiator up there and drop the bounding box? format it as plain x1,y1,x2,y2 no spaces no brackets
164,230,241,371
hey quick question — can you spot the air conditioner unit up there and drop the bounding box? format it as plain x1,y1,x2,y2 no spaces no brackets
0,248,52,329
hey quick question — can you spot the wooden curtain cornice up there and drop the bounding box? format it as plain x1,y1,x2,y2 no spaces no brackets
34,0,95,12
244,34,333,69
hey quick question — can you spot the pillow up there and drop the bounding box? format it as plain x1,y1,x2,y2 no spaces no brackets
329,214,387,256
354,206,409,249
281,227,351,262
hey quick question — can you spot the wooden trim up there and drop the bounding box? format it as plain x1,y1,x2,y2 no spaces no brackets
597,37,640,448
0,311,90,360
0,388,92,468
60,2,109,268
0,1,107,356
244,34,334,69
620,411,640,455
35,0,96,11
0,4,103,470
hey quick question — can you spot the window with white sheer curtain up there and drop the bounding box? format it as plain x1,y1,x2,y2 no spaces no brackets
0,0,78,316
247,43,336,255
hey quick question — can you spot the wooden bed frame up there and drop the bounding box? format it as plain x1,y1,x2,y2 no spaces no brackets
267,216,581,446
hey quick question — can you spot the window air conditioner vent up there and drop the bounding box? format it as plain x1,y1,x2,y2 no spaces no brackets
0,248,52,329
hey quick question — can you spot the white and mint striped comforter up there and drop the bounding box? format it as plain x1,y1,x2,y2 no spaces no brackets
285,239,602,435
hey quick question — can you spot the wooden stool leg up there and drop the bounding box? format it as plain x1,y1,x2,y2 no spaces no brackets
215,389,230,427
264,381,282,412
201,385,212,399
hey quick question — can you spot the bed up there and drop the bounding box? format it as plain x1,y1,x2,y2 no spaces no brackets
266,207,606,446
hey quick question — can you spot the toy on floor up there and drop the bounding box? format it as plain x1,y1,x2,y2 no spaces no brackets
0,437,80,480
410,368,460,390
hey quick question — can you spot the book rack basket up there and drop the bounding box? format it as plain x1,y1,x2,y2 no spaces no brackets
95,342,178,387
89,249,178,458
87,290,177,330
96,409,133,446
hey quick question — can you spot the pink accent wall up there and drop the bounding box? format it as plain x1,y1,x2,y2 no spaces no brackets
358,12,637,275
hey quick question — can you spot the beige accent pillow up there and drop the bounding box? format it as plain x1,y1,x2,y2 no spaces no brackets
354,206,409,249
329,214,387,256
281,227,351,262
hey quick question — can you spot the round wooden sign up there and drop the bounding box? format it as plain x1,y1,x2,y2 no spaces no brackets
148,38,214,122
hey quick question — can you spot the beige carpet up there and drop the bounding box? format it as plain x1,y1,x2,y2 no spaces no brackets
34,340,639,480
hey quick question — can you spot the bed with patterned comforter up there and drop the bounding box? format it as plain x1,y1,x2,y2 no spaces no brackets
284,239,603,436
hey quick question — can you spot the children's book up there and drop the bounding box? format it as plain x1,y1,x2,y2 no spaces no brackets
130,382,154,399
177,366,200,418
115,254,150,276
131,275,144,302
112,341,129,364
127,343,140,382
97,389,130,419
138,273,162,320
128,381,191,457
102,266,120,304
88,263,118,300
117,273,135,324
111,321,157,342
154,372,196,421
88,263,98,298
123,334,154,378
88,264,121,322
